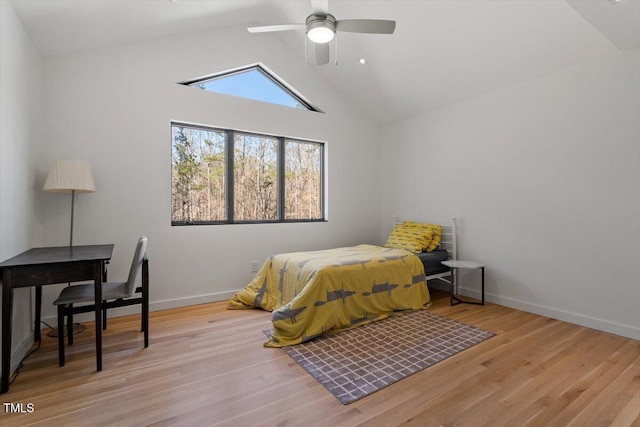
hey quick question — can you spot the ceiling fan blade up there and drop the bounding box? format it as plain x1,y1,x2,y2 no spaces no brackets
315,43,330,65
310,0,329,14
248,24,305,33
336,19,396,34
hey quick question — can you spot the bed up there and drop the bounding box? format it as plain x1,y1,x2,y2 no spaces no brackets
228,218,457,347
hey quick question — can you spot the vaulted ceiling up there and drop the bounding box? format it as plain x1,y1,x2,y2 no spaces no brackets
10,0,640,125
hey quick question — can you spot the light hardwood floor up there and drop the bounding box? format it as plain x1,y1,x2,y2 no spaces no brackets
1,290,639,426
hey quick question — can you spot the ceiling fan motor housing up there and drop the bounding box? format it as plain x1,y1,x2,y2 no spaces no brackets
306,13,336,43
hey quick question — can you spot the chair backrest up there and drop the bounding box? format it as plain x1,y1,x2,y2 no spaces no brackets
125,236,148,296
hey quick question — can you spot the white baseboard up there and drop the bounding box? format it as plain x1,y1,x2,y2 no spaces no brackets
457,286,640,341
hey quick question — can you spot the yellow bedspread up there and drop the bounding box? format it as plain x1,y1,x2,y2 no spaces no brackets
228,244,431,347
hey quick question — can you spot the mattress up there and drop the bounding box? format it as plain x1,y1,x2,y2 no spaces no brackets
416,249,450,276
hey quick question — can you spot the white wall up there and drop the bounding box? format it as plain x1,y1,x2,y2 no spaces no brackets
0,0,42,374
380,49,640,339
38,25,381,321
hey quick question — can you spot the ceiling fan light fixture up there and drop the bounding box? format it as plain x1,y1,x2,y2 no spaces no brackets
306,14,336,43
308,26,334,43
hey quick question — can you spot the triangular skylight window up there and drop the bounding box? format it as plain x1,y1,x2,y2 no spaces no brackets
181,64,319,112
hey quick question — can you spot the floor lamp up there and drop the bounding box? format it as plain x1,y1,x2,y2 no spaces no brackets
43,160,96,336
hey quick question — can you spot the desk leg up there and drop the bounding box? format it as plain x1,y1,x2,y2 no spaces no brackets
1,270,14,393
94,261,102,372
35,285,42,342
481,267,485,305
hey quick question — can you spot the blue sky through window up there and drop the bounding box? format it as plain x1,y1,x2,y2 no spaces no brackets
193,68,309,110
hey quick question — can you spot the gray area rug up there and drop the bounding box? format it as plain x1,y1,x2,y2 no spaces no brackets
266,310,494,404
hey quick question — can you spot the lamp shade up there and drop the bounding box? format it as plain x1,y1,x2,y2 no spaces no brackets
43,160,96,193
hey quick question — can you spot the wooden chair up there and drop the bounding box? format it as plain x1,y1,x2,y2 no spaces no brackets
53,236,149,366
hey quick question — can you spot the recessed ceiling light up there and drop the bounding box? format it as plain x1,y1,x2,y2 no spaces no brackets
608,0,623,4
359,58,367,65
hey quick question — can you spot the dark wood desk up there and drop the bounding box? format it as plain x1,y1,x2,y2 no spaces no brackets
0,244,114,393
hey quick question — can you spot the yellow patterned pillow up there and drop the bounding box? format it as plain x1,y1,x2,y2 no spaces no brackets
403,221,441,252
383,224,429,253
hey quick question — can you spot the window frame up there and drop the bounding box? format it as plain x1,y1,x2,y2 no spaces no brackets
171,122,326,226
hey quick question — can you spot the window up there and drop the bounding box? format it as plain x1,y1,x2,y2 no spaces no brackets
234,133,278,221
181,64,319,112
171,123,324,225
285,140,323,220
171,126,226,222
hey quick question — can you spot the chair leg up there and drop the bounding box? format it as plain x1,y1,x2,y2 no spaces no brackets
102,301,107,330
67,306,74,346
57,305,65,367
141,295,147,334
140,306,145,333
142,258,149,347
143,306,149,348
142,293,149,348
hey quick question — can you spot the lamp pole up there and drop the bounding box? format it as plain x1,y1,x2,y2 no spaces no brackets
70,189,75,247
43,160,96,337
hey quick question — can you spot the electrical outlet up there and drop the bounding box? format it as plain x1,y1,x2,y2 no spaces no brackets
250,261,258,273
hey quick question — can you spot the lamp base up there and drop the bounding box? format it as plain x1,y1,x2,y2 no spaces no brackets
46,323,87,337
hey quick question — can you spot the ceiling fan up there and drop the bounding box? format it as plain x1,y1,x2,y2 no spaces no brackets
247,0,396,65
